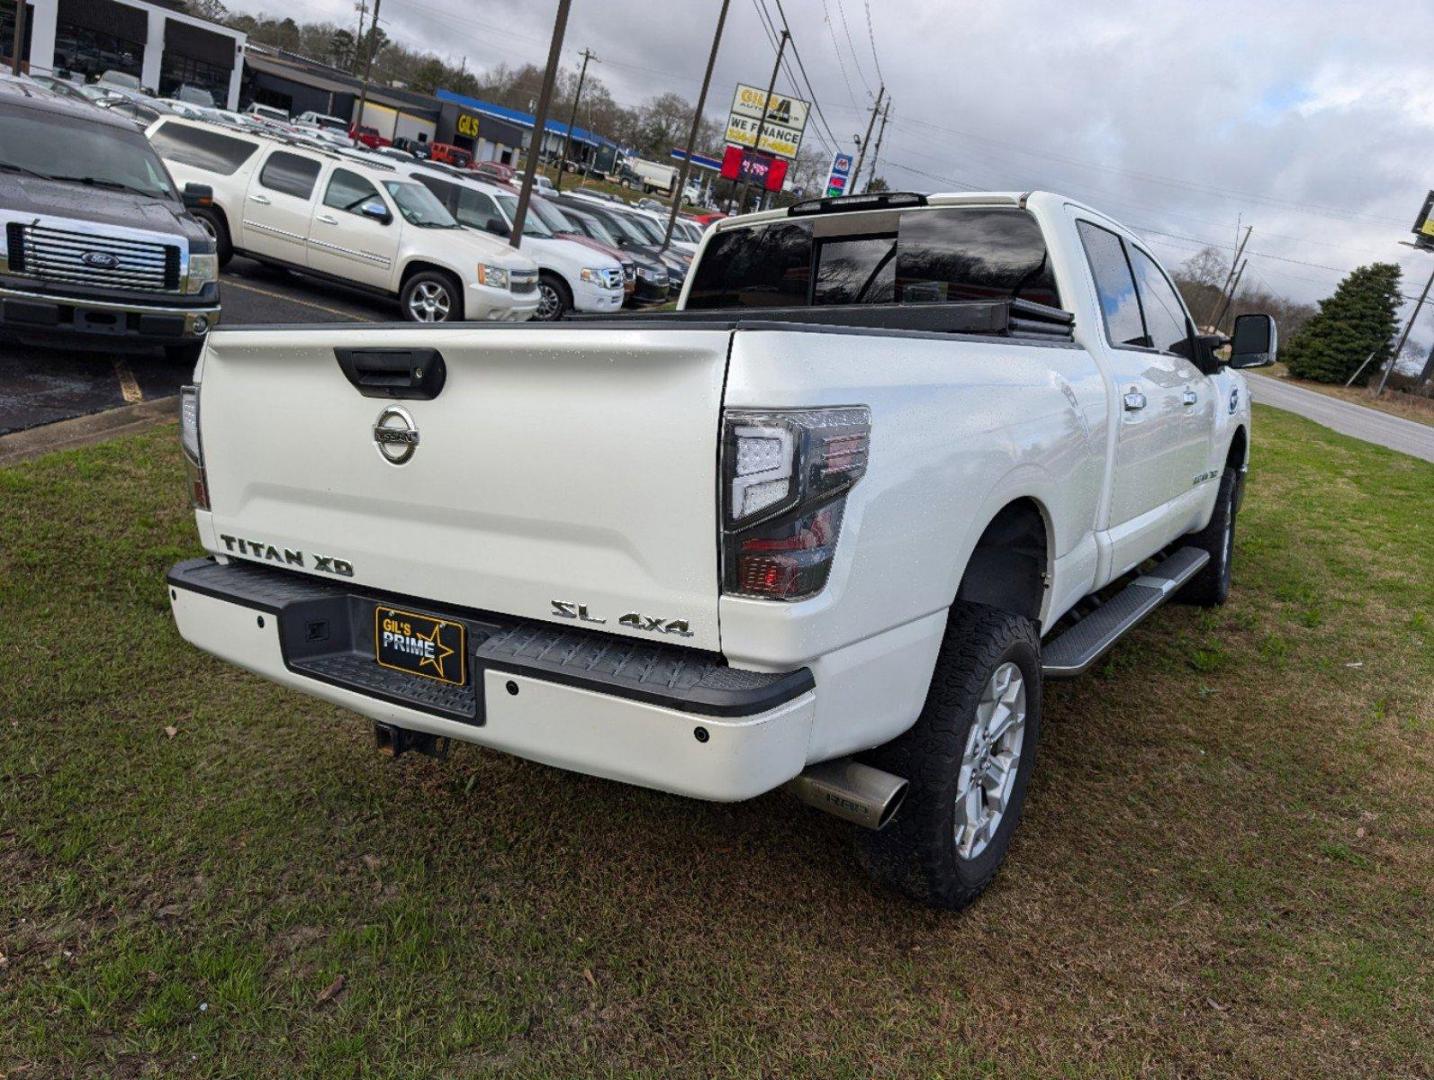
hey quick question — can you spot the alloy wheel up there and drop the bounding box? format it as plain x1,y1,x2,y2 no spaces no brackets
536,282,562,320
954,661,1028,860
408,281,452,322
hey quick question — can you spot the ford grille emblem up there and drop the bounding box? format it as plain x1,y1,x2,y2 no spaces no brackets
373,405,419,465
81,251,120,270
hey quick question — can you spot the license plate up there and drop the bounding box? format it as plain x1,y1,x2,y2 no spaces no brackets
374,606,467,686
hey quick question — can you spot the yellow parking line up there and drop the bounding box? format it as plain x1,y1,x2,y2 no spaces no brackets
113,358,143,403
224,278,378,322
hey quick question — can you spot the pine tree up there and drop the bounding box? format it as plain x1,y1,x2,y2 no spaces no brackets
1281,263,1402,384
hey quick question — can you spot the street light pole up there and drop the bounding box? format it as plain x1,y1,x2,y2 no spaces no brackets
11,0,28,75
354,0,382,138
663,0,729,251
554,47,594,194
510,0,571,250
739,27,787,215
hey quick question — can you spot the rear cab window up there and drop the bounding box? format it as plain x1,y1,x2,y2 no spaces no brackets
258,150,321,199
685,206,1060,310
149,120,258,176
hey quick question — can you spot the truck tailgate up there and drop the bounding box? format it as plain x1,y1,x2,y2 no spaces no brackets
196,325,731,651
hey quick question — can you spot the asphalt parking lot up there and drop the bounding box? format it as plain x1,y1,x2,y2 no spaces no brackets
0,257,384,437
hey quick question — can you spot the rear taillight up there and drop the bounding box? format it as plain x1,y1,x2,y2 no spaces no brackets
721,407,870,600
179,384,209,510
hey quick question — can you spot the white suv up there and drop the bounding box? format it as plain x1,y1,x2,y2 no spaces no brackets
147,118,539,322
401,165,624,320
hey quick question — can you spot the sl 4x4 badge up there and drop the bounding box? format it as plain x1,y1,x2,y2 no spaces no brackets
551,600,693,637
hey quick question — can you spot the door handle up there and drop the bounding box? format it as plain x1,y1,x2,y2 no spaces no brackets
316,214,338,225
249,193,271,205
1182,388,1199,406
1123,390,1147,411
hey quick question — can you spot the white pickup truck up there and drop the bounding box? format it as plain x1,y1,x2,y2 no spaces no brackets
166,190,1276,910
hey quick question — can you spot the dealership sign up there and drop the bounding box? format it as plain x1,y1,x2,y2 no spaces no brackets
456,112,480,138
1412,190,1434,250
825,151,854,197
724,83,809,160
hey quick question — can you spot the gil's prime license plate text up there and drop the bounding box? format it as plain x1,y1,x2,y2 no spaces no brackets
374,606,467,686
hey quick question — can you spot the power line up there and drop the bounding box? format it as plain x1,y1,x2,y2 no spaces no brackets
819,0,861,112
769,0,842,154
833,0,874,98
862,0,885,87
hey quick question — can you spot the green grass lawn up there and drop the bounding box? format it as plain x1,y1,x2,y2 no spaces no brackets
1,405,1430,1078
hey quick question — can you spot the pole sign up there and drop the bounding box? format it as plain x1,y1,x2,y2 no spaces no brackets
724,83,809,160
824,151,854,197
1412,190,1434,250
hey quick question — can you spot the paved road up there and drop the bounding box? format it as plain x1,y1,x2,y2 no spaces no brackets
0,258,382,436
1245,372,1434,463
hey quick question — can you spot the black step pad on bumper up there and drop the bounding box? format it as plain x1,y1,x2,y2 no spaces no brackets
1042,546,1210,678
167,557,813,722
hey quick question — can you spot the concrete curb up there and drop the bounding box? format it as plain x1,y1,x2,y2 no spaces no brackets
0,396,178,468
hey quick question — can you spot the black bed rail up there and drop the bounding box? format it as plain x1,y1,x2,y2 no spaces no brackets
567,297,1076,342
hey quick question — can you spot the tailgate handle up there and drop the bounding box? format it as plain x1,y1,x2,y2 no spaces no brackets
335,348,447,400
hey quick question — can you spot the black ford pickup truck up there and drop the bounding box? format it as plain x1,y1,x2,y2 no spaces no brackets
0,76,219,363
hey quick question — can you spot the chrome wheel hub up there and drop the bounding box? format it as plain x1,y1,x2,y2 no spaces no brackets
954,661,1027,860
536,282,560,319
408,281,452,322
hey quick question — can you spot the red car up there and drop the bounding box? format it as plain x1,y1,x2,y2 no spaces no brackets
428,142,473,168
472,160,516,183
688,211,727,226
349,124,390,149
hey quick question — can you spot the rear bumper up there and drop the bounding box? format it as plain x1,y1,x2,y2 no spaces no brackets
0,282,218,346
167,557,816,801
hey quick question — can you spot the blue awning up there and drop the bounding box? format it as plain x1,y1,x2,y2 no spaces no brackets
436,88,615,148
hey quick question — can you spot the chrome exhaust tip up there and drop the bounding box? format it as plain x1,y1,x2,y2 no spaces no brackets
783,758,908,830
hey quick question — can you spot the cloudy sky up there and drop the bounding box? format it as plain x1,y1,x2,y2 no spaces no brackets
229,0,1434,331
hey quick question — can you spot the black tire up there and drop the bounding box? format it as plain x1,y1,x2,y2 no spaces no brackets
192,207,232,267
1178,466,1237,607
858,602,1043,911
535,273,572,321
399,270,463,323
165,342,204,366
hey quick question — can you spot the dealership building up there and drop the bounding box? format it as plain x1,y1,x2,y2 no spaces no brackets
3,0,246,108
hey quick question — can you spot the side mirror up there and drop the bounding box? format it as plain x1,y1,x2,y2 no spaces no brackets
484,217,509,237
1228,313,1277,368
359,200,391,224
182,182,213,210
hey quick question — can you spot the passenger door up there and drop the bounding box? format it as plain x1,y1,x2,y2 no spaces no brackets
307,167,401,289
240,149,322,265
1076,220,1193,544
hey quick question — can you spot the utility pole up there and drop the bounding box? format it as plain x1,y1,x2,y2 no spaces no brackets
510,0,571,250
1375,259,1434,395
1207,225,1251,328
1212,259,1246,332
863,99,890,193
11,0,28,75
851,84,885,196
554,47,595,193
351,0,368,74
354,0,381,131
738,27,787,215
664,0,729,250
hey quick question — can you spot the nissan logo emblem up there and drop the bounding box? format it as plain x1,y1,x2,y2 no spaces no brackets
372,405,419,465
80,251,121,270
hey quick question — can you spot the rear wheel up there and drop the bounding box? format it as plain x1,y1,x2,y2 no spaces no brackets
858,602,1043,911
534,273,572,321
400,270,463,323
193,207,232,267
1179,466,1238,607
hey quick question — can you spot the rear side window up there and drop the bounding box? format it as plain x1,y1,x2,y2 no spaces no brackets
1077,220,1147,348
1128,247,1192,354
259,151,321,199
686,207,1061,310
148,120,257,176
686,220,813,308
324,169,381,214
413,174,457,210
